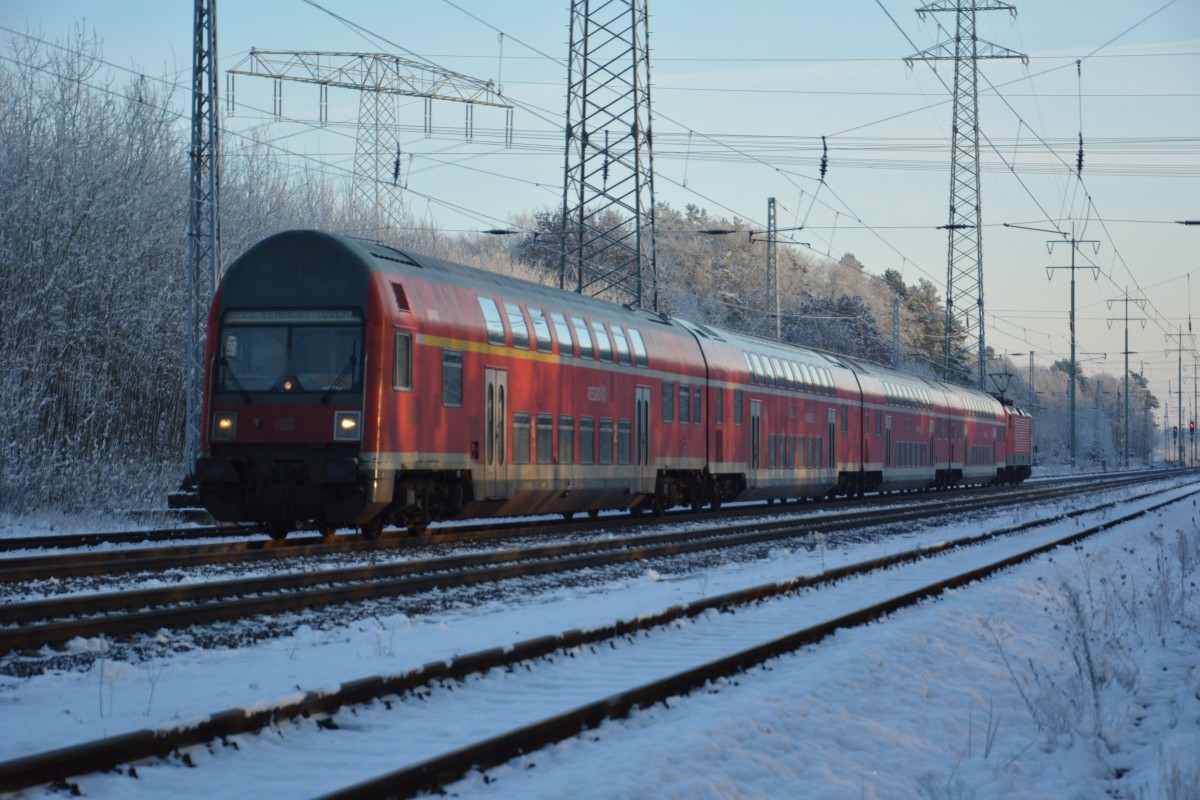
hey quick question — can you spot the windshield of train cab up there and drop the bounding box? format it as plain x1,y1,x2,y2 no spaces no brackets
217,309,363,396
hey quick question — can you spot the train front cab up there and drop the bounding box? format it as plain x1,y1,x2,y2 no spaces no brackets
195,232,387,538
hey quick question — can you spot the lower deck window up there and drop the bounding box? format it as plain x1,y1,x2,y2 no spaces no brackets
580,417,595,465
599,418,614,465
536,413,553,464
559,415,574,464
618,419,632,465
513,412,531,464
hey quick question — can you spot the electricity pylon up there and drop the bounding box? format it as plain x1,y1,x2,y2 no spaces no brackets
185,0,220,485
560,0,658,310
228,50,513,238
906,2,1026,389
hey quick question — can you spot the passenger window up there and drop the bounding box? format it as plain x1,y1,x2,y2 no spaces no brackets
611,325,631,365
742,351,756,384
692,384,702,425
771,357,786,389
679,384,691,424
782,360,796,390
441,350,463,407
749,353,766,386
536,413,553,464
478,297,506,346
504,302,530,349
558,415,575,464
663,381,675,423
528,307,553,353
393,331,412,390
599,418,614,464
572,316,594,359
761,355,775,388
627,328,648,367
734,389,744,426
551,312,574,356
618,419,632,464
591,320,613,362
580,416,595,464
512,412,531,464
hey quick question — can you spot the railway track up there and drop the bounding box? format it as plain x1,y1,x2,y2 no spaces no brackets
0,468,1165,557
0,471,1173,655
0,469,1167,586
1,474,1194,796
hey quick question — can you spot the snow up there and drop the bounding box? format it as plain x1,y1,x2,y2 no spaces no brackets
2,478,1198,799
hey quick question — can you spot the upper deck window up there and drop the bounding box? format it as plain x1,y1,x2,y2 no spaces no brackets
781,359,796,390
611,325,631,365
770,357,787,389
749,353,766,386
627,328,648,367
528,307,553,353
504,302,530,349
478,297,506,346
742,352,756,384
550,312,574,356
571,316,594,359
591,320,613,362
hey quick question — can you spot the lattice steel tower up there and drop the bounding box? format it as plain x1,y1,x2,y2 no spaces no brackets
906,2,1025,389
185,0,220,482
560,0,658,310
228,51,513,239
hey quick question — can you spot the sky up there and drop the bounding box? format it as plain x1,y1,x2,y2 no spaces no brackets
1,477,1198,798
2,0,1199,411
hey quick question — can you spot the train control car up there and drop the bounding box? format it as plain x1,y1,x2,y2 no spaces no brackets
1001,402,1034,484
195,229,1033,539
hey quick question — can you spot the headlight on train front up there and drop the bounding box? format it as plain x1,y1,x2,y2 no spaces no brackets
212,411,237,441
334,411,361,441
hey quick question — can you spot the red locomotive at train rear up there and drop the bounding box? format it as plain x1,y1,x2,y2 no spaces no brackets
195,230,1033,540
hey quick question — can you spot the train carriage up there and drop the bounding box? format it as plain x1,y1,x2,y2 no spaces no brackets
196,229,1032,539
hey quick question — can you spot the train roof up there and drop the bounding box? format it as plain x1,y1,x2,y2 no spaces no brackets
221,229,685,336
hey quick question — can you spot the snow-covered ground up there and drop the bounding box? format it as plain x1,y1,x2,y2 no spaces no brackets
2,477,1198,799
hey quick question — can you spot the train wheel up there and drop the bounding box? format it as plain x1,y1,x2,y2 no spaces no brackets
710,495,723,511
587,509,600,519
318,524,337,539
650,495,668,517
360,519,384,541
266,522,291,541
630,504,644,518
561,511,575,521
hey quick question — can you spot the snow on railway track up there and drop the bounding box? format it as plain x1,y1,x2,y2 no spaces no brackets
2,475,1197,798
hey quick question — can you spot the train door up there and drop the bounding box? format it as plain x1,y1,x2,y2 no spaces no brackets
635,385,652,490
750,400,762,471
484,368,508,499
827,408,837,469
885,416,892,468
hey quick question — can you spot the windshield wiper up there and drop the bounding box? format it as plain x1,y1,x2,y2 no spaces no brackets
220,357,253,404
321,350,357,404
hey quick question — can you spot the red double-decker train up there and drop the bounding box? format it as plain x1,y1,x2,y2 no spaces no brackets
195,230,1033,539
